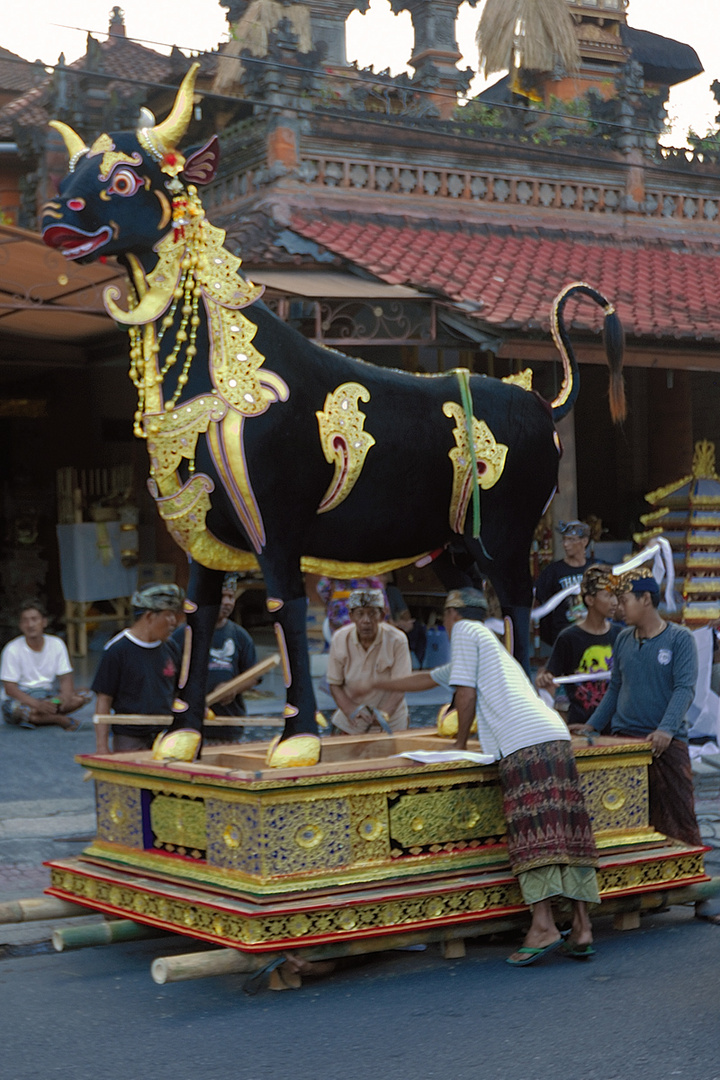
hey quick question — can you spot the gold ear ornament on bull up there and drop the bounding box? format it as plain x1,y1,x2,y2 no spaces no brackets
48,121,89,172
136,61,200,177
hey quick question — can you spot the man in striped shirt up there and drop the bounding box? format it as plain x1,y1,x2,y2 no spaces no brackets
367,587,599,966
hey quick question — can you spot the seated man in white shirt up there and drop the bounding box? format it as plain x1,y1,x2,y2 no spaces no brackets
1,599,88,730
326,588,411,734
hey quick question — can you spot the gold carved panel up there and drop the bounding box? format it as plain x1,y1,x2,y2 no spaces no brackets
578,765,648,834
389,785,505,850
150,794,207,854
95,780,143,848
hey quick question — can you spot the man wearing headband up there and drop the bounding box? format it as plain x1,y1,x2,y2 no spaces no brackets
91,583,184,753
367,587,600,966
326,587,411,734
534,520,593,646
574,569,702,855
316,576,389,635
536,565,621,727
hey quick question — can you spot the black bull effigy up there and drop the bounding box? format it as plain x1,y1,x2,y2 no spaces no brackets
42,64,625,766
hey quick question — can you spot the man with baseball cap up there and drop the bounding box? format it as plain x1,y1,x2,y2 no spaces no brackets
92,583,184,753
534,520,593,646
573,568,703,859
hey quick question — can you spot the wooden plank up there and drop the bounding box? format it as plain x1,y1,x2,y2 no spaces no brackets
93,713,283,728
205,653,280,706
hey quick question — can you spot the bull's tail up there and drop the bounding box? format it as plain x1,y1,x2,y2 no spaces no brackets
549,282,626,424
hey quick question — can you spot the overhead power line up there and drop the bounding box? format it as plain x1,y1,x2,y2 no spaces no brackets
0,36,705,177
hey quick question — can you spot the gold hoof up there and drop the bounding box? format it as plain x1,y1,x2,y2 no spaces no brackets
152,729,202,762
266,734,321,768
436,705,476,738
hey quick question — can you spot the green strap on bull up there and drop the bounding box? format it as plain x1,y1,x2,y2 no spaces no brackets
456,368,491,559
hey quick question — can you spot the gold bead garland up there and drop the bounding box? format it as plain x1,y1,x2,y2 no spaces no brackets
125,186,207,454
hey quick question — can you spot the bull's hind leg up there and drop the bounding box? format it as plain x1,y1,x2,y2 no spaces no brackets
489,576,532,674
466,540,533,674
259,556,320,767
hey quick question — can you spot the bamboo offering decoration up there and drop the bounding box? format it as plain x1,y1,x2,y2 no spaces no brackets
476,0,581,78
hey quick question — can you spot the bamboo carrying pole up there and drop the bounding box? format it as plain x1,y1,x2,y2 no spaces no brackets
149,877,720,984
52,919,167,952
93,714,284,727
152,948,272,983
0,897,89,924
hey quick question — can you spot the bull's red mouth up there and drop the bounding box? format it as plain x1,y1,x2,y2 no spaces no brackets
42,224,113,260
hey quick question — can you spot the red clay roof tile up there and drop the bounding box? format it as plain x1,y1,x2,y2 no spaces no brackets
288,210,720,341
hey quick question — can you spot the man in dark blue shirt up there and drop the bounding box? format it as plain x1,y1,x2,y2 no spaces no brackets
534,520,593,646
92,584,183,753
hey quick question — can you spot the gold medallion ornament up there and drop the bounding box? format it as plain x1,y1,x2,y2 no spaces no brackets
101,166,272,568
316,383,376,514
442,402,508,533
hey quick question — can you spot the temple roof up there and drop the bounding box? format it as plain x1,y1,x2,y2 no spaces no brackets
0,47,42,97
0,36,216,139
276,208,720,341
620,25,704,87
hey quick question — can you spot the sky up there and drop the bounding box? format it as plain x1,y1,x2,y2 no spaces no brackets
3,0,720,143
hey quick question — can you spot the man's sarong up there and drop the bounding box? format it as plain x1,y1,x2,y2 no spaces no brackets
647,738,702,847
498,739,598,876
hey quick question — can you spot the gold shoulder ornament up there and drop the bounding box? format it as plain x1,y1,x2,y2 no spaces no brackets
316,383,376,514
442,402,508,534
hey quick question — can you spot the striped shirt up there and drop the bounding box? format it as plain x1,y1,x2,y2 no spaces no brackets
432,619,570,760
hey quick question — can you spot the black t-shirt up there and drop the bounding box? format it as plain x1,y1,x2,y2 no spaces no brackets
172,621,257,717
91,631,179,740
546,621,623,727
534,558,593,646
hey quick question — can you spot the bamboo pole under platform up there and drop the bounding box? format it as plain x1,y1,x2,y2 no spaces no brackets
0,897,89,924
149,879,720,987
52,919,168,952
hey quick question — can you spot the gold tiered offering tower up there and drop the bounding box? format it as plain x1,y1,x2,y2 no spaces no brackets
635,441,720,627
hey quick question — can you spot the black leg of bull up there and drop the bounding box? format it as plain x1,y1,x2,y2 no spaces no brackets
259,557,321,765
171,561,224,733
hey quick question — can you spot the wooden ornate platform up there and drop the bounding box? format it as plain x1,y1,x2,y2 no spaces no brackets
45,733,710,952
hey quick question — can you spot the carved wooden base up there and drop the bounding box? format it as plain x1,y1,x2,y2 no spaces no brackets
45,733,709,953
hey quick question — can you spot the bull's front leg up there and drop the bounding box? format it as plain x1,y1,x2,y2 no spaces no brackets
171,561,224,733
259,555,321,768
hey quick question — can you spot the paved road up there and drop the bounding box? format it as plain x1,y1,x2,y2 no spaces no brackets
2,683,720,1080
2,907,720,1080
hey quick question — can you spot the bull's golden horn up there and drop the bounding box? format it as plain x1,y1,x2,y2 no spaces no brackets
150,62,200,151
48,121,88,167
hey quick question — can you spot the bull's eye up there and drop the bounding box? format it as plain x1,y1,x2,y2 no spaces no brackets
107,168,142,198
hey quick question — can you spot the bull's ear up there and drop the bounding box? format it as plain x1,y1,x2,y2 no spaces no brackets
182,136,219,184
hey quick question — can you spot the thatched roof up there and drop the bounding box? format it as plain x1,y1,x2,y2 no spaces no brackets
477,0,580,78
214,0,312,94
621,25,703,88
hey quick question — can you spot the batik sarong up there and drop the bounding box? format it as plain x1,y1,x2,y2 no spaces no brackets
645,737,702,848
498,739,598,876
